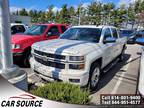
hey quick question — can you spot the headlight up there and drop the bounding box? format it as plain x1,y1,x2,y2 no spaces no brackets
69,56,84,61
69,64,85,70
12,44,21,49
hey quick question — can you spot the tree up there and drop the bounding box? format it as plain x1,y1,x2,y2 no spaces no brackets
68,6,76,25
55,11,60,23
59,4,70,24
87,2,103,25
46,5,55,23
19,8,28,16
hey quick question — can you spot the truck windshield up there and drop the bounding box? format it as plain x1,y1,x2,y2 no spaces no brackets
24,25,47,35
60,28,101,43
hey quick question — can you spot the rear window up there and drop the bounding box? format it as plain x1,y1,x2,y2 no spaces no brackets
61,26,67,33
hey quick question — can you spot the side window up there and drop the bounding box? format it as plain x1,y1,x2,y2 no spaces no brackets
103,28,112,40
48,26,60,36
61,26,67,33
112,28,118,39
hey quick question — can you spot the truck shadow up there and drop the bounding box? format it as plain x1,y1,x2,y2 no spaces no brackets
90,54,140,94
14,61,25,68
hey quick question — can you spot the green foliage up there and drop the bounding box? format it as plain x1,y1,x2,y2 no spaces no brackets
11,0,144,27
31,82,91,105
19,8,28,16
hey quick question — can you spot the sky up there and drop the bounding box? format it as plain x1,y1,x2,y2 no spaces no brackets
9,0,135,12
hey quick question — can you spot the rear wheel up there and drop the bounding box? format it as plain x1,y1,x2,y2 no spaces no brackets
88,63,101,90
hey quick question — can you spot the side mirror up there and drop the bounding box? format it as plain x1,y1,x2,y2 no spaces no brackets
135,38,144,45
103,37,116,44
47,32,52,36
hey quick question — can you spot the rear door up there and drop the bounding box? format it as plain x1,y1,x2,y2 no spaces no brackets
46,26,60,40
111,28,122,59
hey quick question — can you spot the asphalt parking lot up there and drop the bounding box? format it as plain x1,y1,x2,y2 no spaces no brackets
19,44,142,105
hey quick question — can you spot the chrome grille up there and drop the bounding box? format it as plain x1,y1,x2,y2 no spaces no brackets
34,50,66,60
34,56,65,69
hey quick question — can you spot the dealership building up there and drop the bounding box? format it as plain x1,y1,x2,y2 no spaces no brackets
10,15,31,26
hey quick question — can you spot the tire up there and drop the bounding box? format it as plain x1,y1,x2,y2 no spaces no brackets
88,63,101,90
23,51,31,67
119,48,125,62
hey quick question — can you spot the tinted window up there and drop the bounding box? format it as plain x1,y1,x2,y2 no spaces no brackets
61,26,67,33
121,30,134,34
60,28,101,43
112,28,118,38
11,25,26,34
24,25,47,35
121,30,134,37
103,28,112,40
48,26,60,36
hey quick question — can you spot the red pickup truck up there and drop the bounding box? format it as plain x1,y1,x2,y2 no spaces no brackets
12,23,68,67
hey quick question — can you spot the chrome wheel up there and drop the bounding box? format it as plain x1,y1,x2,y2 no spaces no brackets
90,67,100,88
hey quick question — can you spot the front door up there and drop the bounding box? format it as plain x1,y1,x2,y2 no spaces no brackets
102,28,115,67
46,26,60,40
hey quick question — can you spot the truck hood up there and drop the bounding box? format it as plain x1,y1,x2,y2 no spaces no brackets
33,39,101,55
12,34,37,44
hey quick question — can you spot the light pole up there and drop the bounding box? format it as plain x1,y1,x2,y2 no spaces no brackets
0,0,28,90
78,0,82,25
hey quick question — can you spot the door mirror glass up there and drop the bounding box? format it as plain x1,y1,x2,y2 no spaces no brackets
104,37,116,44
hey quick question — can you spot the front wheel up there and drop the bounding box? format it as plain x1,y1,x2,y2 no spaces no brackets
23,51,31,67
88,63,101,90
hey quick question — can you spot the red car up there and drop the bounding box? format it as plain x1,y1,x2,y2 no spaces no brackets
12,23,68,67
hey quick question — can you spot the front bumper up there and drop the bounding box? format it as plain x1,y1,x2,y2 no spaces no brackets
30,57,89,87
13,52,24,61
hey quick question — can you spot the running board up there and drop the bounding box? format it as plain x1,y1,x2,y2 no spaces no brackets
103,58,119,73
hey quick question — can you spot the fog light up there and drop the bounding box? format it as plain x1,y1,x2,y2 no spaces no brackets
69,79,80,83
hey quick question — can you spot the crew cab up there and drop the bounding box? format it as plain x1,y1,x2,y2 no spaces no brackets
30,25,127,89
12,23,68,67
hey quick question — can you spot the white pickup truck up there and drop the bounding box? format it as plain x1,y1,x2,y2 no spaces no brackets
30,25,127,89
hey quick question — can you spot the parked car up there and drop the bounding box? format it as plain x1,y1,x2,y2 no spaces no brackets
135,37,144,99
11,23,27,35
120,29,136,44
136,29,144,38
12,23,68,67
30,25,127,89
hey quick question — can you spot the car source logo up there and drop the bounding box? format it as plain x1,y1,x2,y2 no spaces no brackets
0,94,43,107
